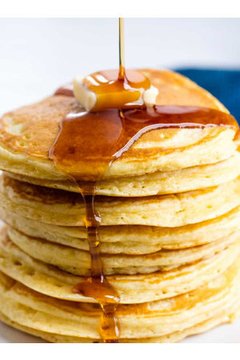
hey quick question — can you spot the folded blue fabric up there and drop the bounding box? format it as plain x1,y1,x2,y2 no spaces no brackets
175,68,240,122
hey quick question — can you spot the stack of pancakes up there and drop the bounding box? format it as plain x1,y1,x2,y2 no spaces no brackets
0,69,240,342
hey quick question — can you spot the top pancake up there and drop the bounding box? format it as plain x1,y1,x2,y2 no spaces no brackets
0,69,238,182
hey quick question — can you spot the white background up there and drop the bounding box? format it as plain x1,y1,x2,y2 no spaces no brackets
0,17,240,344
1,18,240,114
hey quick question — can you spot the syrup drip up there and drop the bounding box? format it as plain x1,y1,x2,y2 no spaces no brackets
49,19,239,343
72,186,120,342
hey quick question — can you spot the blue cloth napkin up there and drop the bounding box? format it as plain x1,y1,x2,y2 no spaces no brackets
175,68,240,122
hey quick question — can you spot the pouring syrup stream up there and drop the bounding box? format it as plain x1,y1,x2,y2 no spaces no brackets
118,18,125,80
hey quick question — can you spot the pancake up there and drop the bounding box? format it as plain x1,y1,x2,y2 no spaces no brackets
2,175,240,228
6,152,240,197
0,229,239,304
0,67,240,343
0,69,237,183
0,254,239,341
6,226,240,275
2,205,240,253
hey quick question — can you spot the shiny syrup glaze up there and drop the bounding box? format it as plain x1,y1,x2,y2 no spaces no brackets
49,20,238,343
73,187,120,342
49,101,238,182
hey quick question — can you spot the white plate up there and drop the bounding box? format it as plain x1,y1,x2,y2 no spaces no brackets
0,319,240,343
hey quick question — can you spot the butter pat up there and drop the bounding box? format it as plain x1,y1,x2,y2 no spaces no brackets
143,86,159,107
73,70,159,112
73,77,97,112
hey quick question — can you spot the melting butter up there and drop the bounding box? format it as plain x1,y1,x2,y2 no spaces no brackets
73,69,158,112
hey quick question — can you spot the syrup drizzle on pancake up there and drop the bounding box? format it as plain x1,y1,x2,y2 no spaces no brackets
49,19,238,342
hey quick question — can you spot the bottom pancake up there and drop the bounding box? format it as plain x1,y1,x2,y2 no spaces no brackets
0,252,240,342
